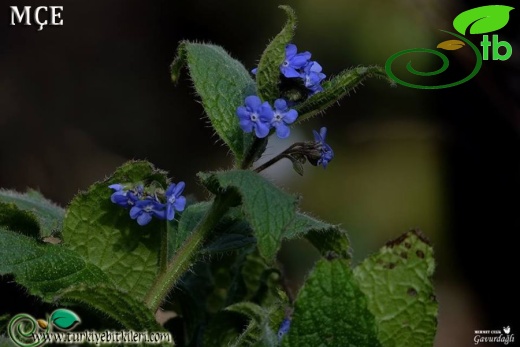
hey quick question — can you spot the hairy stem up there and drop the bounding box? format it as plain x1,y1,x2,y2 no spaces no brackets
254,142,305,173
144,193,234,311
159,224,168,273
240,138,268,170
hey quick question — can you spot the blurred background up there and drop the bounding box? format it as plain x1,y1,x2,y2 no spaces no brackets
1,0,519,345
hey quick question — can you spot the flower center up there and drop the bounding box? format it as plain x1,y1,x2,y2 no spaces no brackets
250,113,258,122
274,113,282,122
169,196,176,204
143,204,154,213
283,60,289,67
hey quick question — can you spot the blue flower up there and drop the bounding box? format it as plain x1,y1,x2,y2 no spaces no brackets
271,99,298,139
165,181,186,221
281,44,311,78
313,127,334,168
302,61,326,94
130,198,166,226
237,95,274,138
277,318,291,341
109,184,140,208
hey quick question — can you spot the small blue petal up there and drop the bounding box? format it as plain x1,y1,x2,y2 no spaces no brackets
174,196,186,211
239,119,254,133
285,44,297,58
166,204,175,221
137,213,152,226
319,127,327,140
277,319,291,341
245,95,262,110
275,123,291,139
255,121,270,138
236,106,250,120
283,109,298,124
281,66,301,78
109,184,124,191
312,127,334,169
274,98,288,111
129,206,142,219
172,182,185,197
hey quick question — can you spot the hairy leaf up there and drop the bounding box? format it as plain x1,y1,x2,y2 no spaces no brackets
283,259,381,347
0,190,64,238
0,229,109,302
295,66,390,123
168,202,211,258
226,302,278,347
353,230,437,347
171,42,256,164
256,6,297,102
62,161,167,301
283,213,350,259
199,170,296,261
57,284,168,334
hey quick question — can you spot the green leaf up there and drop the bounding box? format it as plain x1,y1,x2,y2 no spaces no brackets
203,233,256,254
0,202,40,239
453,5,514,35
62,161,167,301
256,5,297,102
49,309,81,330
283,213,351,259
226,302,278,347
295,66,390,123
226,302,266,324
353,230,437,347
282,259,381,347
168,202,211,258
57,284,169,334
199,170,296,261
0,229,109,301
0,190,65,238
171,42,256,164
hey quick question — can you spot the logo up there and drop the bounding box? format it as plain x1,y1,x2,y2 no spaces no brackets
474,326,515,345
386,5,514,89
8,309,81,347
7,308,173,346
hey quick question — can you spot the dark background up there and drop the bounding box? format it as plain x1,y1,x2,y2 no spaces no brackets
1,0,519,345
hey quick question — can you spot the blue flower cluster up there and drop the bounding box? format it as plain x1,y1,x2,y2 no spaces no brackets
237,96,298,139
253,44,326,95
109,182,186,226
313,127,334,168
282,44,326,95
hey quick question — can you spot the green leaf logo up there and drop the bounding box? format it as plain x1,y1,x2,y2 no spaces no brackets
453,5,514,35
50,309,81,330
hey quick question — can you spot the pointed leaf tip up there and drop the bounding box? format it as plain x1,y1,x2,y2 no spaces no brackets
256,5,297,102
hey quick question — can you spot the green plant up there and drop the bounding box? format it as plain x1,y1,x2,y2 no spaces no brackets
0,6,437,347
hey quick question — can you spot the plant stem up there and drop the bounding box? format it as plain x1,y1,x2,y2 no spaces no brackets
254,143,304,173
240,138,268,170
144,193,234,311
159,223,168,273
